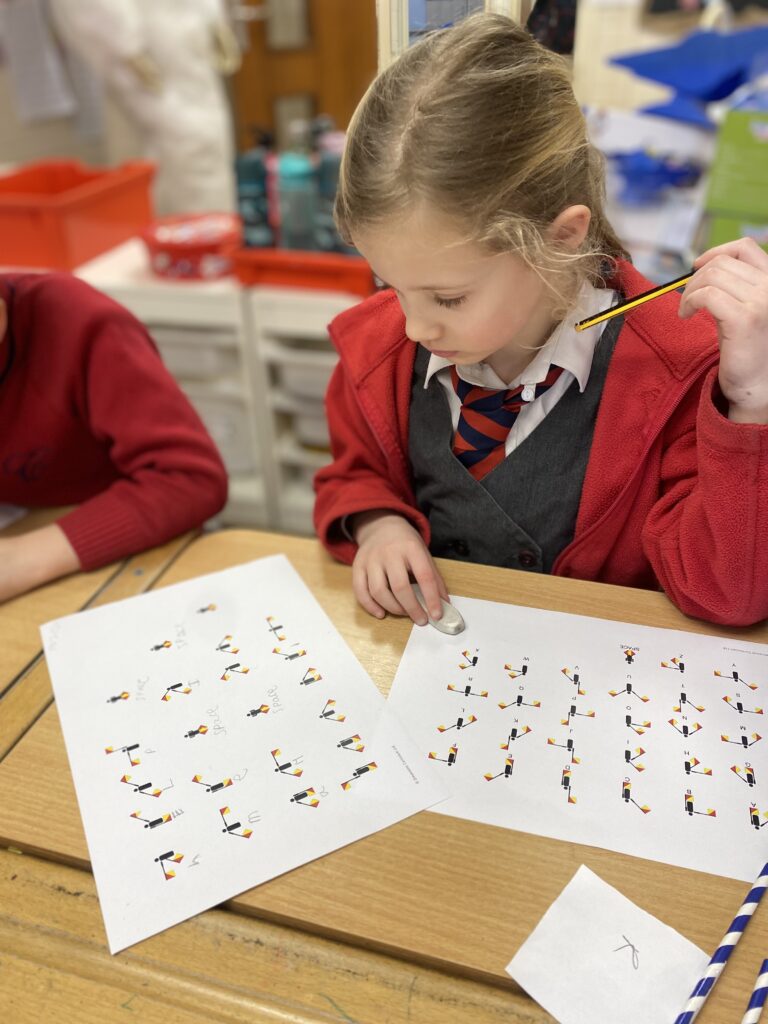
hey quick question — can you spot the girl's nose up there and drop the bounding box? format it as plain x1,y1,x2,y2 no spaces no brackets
404,312,442,345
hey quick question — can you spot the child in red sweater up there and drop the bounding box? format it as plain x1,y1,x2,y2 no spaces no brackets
0,272,228,601
313,14,768,628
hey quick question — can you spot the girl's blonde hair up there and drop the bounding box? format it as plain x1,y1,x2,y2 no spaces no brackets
335,13,628,315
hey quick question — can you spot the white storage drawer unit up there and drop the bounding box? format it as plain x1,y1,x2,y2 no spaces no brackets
180,379,258,475
246,288,362,534
149,325,241,380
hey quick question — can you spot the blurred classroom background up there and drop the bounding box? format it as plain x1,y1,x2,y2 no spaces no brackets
0,0,766,536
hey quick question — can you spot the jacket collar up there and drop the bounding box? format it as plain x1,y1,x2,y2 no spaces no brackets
328,260,719,387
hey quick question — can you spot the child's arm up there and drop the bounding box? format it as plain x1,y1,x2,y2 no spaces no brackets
640,238,768,625
0,524,80,603
679,237,768,424
314,362,447,624
46,286,228,572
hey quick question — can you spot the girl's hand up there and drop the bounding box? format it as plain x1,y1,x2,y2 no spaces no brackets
351,510,449,625
679,237,768,424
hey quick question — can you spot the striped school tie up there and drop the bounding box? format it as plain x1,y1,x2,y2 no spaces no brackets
450,364,564,480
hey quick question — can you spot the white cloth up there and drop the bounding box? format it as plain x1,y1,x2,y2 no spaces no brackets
0,0,76,122
48,0,236,214
426,282,617,457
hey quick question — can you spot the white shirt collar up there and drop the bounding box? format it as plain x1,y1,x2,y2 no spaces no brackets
423,282,616,393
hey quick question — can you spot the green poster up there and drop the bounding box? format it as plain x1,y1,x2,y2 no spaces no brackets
706,111,768,220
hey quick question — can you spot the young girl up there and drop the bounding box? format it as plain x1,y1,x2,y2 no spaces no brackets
313,13,768,629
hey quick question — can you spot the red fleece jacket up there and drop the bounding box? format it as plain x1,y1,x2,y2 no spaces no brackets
0,273,228,569
314,261,768,627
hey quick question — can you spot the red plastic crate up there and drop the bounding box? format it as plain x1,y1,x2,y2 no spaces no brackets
233,248,374,297
0,159,155,270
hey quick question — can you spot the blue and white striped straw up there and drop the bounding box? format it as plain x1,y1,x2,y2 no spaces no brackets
741,959,768,1024
674,862,768,1024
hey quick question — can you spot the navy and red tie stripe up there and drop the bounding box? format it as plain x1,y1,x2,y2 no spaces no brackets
450,364,564,480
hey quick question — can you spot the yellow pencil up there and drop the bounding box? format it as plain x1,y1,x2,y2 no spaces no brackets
574,271,693,333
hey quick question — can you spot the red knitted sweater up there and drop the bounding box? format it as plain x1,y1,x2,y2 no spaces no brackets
0,273,228,568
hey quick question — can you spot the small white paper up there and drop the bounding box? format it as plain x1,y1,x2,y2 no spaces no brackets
506,866,708,1024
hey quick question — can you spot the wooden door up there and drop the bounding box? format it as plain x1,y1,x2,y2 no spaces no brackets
230,0,378,151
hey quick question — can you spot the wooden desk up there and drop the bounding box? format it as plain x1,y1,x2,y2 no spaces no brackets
2,529,767,1023
0,509,121,693
0,510,195,760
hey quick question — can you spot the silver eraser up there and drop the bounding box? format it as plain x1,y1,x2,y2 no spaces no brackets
412,583,466,635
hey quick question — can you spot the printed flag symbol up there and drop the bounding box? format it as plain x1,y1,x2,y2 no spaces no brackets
684,792,716,817
484,757,514,781
273,646,307,661
291,788,320,807
131,811,171,829
161,683,191,702
501,726,532,748
155,850,183,880
271,748,303,776
341,762,378,790
437,714,477,733
684,757,711,776
731,765,757,787
319,699,346,722
192,774,232,793
246,704,270,718
715,669,758,690
265,616,286,640
216,635,240,654
723,696,763,715
184,724,209,739
458,651,479,669
221,662,249,681
121,775,161,797
337,735,365,753
448,683,488,698
721,732,761,748
219,806,253,838
667,718,699,738
105,743,140,767
429,744,458,766
621,781,651,814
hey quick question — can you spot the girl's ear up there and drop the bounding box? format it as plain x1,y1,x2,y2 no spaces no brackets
548,205,591,250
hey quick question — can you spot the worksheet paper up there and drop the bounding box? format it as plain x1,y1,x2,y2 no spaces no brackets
387,595,768,881
506,865,709,1024
41,555,444,953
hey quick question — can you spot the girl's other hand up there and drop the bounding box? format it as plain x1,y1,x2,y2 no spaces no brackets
679,237,768,424
351,510,449,625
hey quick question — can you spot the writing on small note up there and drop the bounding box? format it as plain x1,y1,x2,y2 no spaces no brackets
613,934,640,970
506,865,708,1024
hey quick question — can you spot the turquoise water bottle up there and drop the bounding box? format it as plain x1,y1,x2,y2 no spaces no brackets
277,151,318,251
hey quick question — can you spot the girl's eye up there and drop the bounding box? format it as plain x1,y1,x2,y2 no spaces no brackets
435,295,466,309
